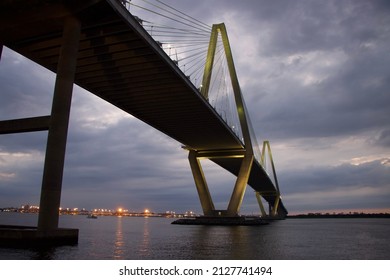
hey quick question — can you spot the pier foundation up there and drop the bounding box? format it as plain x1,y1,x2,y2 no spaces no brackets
0,225,78,247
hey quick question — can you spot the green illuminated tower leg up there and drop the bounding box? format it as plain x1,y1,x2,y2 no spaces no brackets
227,154,253,216
188,150,215,216
256,192,267,217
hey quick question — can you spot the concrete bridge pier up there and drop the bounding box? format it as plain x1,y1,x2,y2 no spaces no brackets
37,16,80,232
0,17,80,247
35,16,81,243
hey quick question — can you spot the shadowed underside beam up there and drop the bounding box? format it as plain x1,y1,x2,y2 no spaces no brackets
0,116,50,134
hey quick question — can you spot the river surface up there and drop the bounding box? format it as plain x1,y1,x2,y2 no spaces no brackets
0,212,389,260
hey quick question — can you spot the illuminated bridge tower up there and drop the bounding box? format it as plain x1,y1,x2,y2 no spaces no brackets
187,23,255,217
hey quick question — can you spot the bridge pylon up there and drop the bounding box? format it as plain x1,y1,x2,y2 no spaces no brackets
255,140,286,219
187,23,256,217
187,24,287,219
201,23,254,156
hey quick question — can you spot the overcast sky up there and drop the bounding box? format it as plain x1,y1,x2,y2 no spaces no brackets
1,0,389,215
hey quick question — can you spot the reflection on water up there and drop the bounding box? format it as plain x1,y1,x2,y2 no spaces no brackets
189,226,245,259
188,225,274,259
113,217,124,259
0,213,389,260
138,217,150,258
29,247,57,260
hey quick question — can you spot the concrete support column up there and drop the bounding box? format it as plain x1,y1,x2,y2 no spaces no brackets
38,17,81,231
269,203,272,216
188,150,215,216
227,154,253,216
255,192,267,217
272,196,280,217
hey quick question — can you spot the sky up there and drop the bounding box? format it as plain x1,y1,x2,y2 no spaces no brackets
0,0,389,215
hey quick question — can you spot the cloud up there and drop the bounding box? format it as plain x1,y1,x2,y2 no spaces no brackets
374,129,390,147
0,49,54,120
279,158,390,212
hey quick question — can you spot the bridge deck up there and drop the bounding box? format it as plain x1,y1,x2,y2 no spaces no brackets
1,0,242,151
0,0,286,214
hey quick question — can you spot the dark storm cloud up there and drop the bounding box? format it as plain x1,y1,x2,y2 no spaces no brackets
252,47,390,140
206,0,390,55
218,0,390,141
278,158,390,212
281,159,390,195
0,51,54,119
375,129,390,147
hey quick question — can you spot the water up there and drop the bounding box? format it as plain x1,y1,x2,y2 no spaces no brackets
0,212,389,260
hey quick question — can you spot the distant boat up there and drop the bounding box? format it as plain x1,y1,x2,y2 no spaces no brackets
87,214,98,219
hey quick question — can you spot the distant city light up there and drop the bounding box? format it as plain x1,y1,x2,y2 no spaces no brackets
3,204,203,218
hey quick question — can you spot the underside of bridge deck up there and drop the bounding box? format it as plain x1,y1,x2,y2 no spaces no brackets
0,0,286,239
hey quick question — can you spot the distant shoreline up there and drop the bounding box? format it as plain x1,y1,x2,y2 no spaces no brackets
287,213,390,219
1,208,389,219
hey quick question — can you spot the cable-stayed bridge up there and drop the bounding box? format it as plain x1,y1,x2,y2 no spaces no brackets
0,0,287,243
